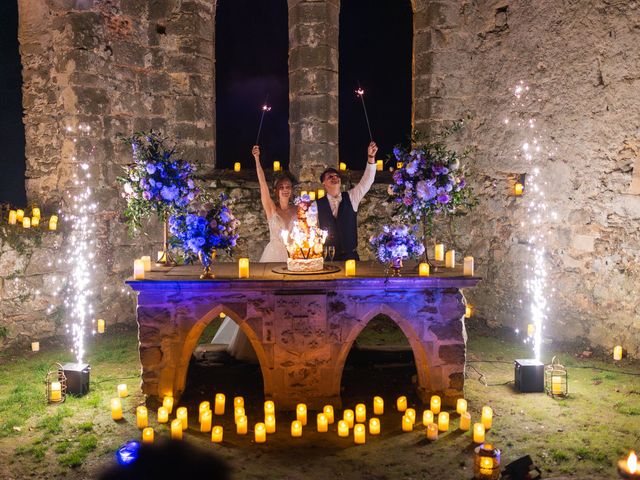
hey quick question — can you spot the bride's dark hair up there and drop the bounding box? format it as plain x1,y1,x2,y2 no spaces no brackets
272,172,298,191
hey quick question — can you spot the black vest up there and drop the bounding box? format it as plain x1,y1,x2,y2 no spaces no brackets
317,192,360,261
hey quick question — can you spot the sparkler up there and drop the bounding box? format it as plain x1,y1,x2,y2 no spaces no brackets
355,86,373,142
255,96,272,145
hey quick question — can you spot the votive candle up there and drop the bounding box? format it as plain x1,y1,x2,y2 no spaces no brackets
214,393,225,415
255,423,266,443
50,381,62,402
16,209,24,222
481,406,493,430
236,415,247,435
32,207,41,219
445,250,455,268
376,160,383,171
31,341,40,352
234,396,245,409
438,412,449,432
22,217,31,228
234,407,245,424
239,258,250,278
339,162,347,171
456,398,468,415
427,422,438,441
422,410,434,426
171,418,183,440
614,345,623,361
465,305,472,318
8,210,16,224
31,216,39,228
323,405,334,424
402,415,413,432
48,216,58,230
419,263,430,276
369,417,380,435
514,182,524,196
273,161,281,172
345,259,356,277
136,406,148,429
97,319,105,333
317,189,325,199
463,256,474,276
157,406,169,424
373,396,384,415
396,395,407,412
141,255,151,272
317,413,328,432
344,409,355,429
337,420,349,437
430,395,441,414
133,259,145,279
296,403,307,426
111,398,123,420
211,425,223,443
355,403,366,423
265,414,276,433
163,396,174,414
176,407,188,430
460,411,471,431
264,400,275,416
473,423,485,443
405,408,416,425
234,162,241,172
291,420,302,437
354,423,366,444
142,427,154,443
199,401,210,423
434,244,445,262
117,384,128,398
309,191,316,201
201,410,214,432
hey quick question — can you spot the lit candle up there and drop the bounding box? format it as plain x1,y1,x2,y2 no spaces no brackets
473,423,485,443
296,403,307,426
163,396,174,414
418,263,430,276
136,406,148,429
254,423,266,443
465,305,472,318
614,345,623,361
308,191,316,201
31,342,40,352
481,406,493,430
32,207,41,219
236,415,247,435
343,409,355,429
317,413,328,432
317,189,325,199
31,216,40,228
199,401,210,423
456,399,468,415
369,417,380,435
234,162,241,172
273,161,281,172
337,420,349,437
157,406,169,424
176,407,188,430
171,418,183,440
402,415,413,432
426,422,438,441
422,410,434,426
110,398,122,420
430,395,441,414
551,375,563,395
142,427,154,443
214,393,225,415
157,251,164,262
140,255,151,272
463,256,474,276
438,412,449,432
117,384,128,398
211,425,223,443
301,190,308,197
373,396,384,415
22,217,31,229
396,395,407,412
234,407,245,424
133,259,145,280
97,319,105,333
460,411,471,431
345,259,356,277
405,408,416,425
376,160,383,171
16,209,24,222
618,451,639,478
265,414,276,433
396,161,403,169
49,216,58,230
354,423,366,444
291,420,302,437
8,210,16,224
238,258,249,278
234,396,245,409
49,381,62,402
323,405,334,424
434,244,445,262
514,182,524,196
355,403,366,423
527,324,535,337
339,162,346,171
445,250,455,268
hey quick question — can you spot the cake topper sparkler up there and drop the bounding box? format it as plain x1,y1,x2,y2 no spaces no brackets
355,85,373,142
255,95,272,145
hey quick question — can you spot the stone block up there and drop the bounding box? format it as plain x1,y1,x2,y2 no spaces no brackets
439,343,465,364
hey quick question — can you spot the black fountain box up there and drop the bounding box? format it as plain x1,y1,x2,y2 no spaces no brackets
62,363,91,396
514,359,544,393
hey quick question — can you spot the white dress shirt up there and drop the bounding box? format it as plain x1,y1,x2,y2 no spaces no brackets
325,162,377,217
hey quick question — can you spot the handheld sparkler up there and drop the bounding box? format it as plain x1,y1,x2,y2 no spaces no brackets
255,96,272,146
355,86,373,142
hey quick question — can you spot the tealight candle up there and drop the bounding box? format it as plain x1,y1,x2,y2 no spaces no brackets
345,259,356,277
291,420,302,437
373,396,384,415
31,216,39,228
8,210,16,224
514,182,524,196
22,217,31,228
422,410,434,426
481,406,493,430
317,413,328,432
445,250,455,268
337,420,349,437
456,399,468,415
265,414,276,433
157,406,169,424
355,403,366,423
234,162,241,172
473,423,485,443
405,408,416,424
31,342,40,352
142,427,154,443
239,258,250,278
163,396,174,414
255,423,266,443
551,375,563,395
48,216,58,230
117,384,128,398
463,256,474,276
236,415,247,435
141,255,151,272
460,411,471,431
323,405,334,424
32,207,40,219
133,259,145,280
402,415,413,432
339,162,346,171
376,160,383,171
419,263,430,276
396,395,407,412
296,403,307,426
354,423,366,444
110,398,123,420
199,401,210,423
614,345,623,361
211,425,223,443
49,381,62,402
427,422,438,441
430,395,441,414
273,160,281,172
97,319,105,333
264,400,275,416
171,418,183,440
369,417,380,435
136,406,148,429
234,407,245,424
214,393,225,415
176,407,188,430
438,412,449,432
465,305,472,318
434,244,445,262
317,189,325,199
343,409,355,429
308,191,316,201
234,396,244,409
16,209,24,222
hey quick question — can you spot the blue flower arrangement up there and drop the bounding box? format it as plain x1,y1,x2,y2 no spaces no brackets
369,225,425,264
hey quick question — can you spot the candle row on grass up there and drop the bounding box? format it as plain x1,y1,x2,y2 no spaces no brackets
7,209,58,230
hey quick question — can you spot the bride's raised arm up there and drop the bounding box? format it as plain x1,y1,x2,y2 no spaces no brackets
252,145,276,220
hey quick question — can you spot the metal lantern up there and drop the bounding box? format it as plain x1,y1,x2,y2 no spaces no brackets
544,356,568,398
45,362,67,404
474,443,501,480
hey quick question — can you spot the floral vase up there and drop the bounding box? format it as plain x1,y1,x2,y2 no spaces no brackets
198,250,217,279
390,257,403,277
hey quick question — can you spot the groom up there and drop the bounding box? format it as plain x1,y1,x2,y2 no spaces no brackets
315,142,378,261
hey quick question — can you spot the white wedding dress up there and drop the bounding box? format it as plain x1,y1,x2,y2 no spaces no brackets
211,212,291,362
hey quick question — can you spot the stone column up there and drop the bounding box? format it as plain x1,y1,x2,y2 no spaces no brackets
288,0,340,183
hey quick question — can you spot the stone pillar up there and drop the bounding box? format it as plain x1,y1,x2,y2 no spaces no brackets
288,0,340,183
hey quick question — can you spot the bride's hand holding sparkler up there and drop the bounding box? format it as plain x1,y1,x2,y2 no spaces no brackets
252,145,260,161
367,142,378,162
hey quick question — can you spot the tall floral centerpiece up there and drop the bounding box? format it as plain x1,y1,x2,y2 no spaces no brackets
118,131,199,266
169,194,239,279
369,225,424,276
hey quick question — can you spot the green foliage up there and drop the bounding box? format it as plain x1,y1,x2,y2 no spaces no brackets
0,325,8,339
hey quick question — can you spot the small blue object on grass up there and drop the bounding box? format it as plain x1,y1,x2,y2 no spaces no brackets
116,440,140,466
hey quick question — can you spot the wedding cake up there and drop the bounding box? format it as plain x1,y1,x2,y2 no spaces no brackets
281,194,328,272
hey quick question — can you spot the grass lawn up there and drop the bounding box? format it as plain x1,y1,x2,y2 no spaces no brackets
0,321,638,479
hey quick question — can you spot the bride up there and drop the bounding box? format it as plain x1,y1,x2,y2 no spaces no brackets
211,145,296,361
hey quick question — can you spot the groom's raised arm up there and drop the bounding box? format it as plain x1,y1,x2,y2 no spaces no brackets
348,141,378,211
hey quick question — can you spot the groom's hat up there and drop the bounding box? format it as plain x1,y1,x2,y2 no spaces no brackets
320,167,340,183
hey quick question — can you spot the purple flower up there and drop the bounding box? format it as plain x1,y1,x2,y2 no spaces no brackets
160,185,179,201
405,161,419,175
146,163,157,174
142,191,152,200
437,193,450,204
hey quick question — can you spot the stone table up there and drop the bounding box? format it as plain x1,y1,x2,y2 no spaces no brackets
126,261,480,410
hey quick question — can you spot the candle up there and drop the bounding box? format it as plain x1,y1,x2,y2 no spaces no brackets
345,259,356,277
234,396,245,409
355,403,366,423
301,190,308,197
396,395,407,412
418,263,430,276
445,250,455,268
214,393,225,415
254,423,266,443
527,324,535,337
614,345,623,361
430,395,441,414
343,409,355,429
110,398,123,420
514,182,524,196
426,422,438,441
142,427,154,444
317,189,325,199
163,396,174,414
337,420,349,437
376,160,383,171
367,418,380,436
354,423,366,444
234,407,245,424
136,406,148,429
31,342,40,352
234,162,241,172
157,250,164,262
8,210,16,224
396,161,404,169
422,410,434,426
265,414,276,433
296,403,307,426
481,406,493,430
402,415,413,432
97,319,105,333
32,207,41,219
463,256,474,276
199,401,210,423
405,408,416,425
434,244,445,262
291,420,302,437
117,384,128,398
157,406,169,424
238,258,249,278
460,412,471,431
618,451,639,478
465,305,472,318
438,412,449,432
236,415,247,435
49,381,62,402
22,217,31,228
456,399,468,415
323,405,334,424
317,413,328,432
339,162,346,171
31,217,40,228
473,423,485,443
176,407,188,430
49,216,58,230
273,160,281,172
373,396,384,415
309,191,316,201
139,255,151,272
552,375,563,395
16,209,24,222
171,419,183,440
133,259,145,280
211,425,223,443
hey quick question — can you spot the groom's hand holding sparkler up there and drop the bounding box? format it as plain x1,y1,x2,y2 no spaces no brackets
252,145,260,161
367,142,378,164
